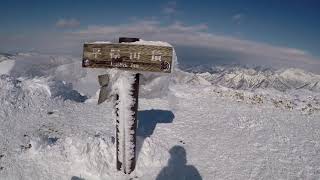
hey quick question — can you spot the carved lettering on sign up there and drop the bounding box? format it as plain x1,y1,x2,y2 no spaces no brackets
130,52,141,60
92,48,102,58
110,48,121,59
151,50,162,61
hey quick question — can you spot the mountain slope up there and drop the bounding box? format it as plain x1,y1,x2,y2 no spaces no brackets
0,53,319,179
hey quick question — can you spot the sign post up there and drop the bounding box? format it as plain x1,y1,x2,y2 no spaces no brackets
82,37,173,174
115,73,139,173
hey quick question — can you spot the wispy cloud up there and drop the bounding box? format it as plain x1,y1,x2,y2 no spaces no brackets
56,18,80,28
163,1,177,15
232,13,245,25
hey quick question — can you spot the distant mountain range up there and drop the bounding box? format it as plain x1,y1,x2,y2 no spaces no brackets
0,53,14,61
182,65,320,92
2,52,320,92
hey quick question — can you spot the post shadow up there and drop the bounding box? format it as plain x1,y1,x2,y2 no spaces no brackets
137,109,174,137
136,109,175,159
71,176,85,180
156,145,202,180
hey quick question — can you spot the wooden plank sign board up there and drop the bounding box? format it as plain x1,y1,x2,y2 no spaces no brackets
83,43,173,73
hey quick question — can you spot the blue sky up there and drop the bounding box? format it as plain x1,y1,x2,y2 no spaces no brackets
1,0,320,72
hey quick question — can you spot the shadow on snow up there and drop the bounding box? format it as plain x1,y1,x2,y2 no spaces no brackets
50,81,88,103
136,109,175,159
71,176,85,180
137,109,175,137
156,145,202,180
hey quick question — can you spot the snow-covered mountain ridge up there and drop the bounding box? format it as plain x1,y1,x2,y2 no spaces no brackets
0,53,319,115
183,65,320,92
2,53,320,92
175,65,320,114
0,52,320,179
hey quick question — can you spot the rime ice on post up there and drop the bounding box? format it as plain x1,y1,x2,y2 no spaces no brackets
113,71,139,173
82,37,174,174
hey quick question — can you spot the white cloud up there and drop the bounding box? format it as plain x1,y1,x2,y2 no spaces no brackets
1,19,319,73
68,20,320,73
56,18,80,28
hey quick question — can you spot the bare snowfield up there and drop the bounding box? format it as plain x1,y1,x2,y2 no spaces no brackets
0,53,320,180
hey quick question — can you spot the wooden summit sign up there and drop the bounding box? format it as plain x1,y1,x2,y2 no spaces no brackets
82,38,174,174
83,43,173,73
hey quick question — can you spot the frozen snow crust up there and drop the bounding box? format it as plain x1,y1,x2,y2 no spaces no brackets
0,49,319,179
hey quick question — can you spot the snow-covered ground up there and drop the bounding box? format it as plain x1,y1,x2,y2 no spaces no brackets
0,52,320,180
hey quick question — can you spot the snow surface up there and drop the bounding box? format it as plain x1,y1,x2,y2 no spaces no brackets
86,40,171,47
0,52,319,179
87,41,112,44
125,40,172,47
0,60,15,74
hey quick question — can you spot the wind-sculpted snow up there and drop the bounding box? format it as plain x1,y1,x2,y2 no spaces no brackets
0,53,14,62
0,75,51,116
9,54,75,78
